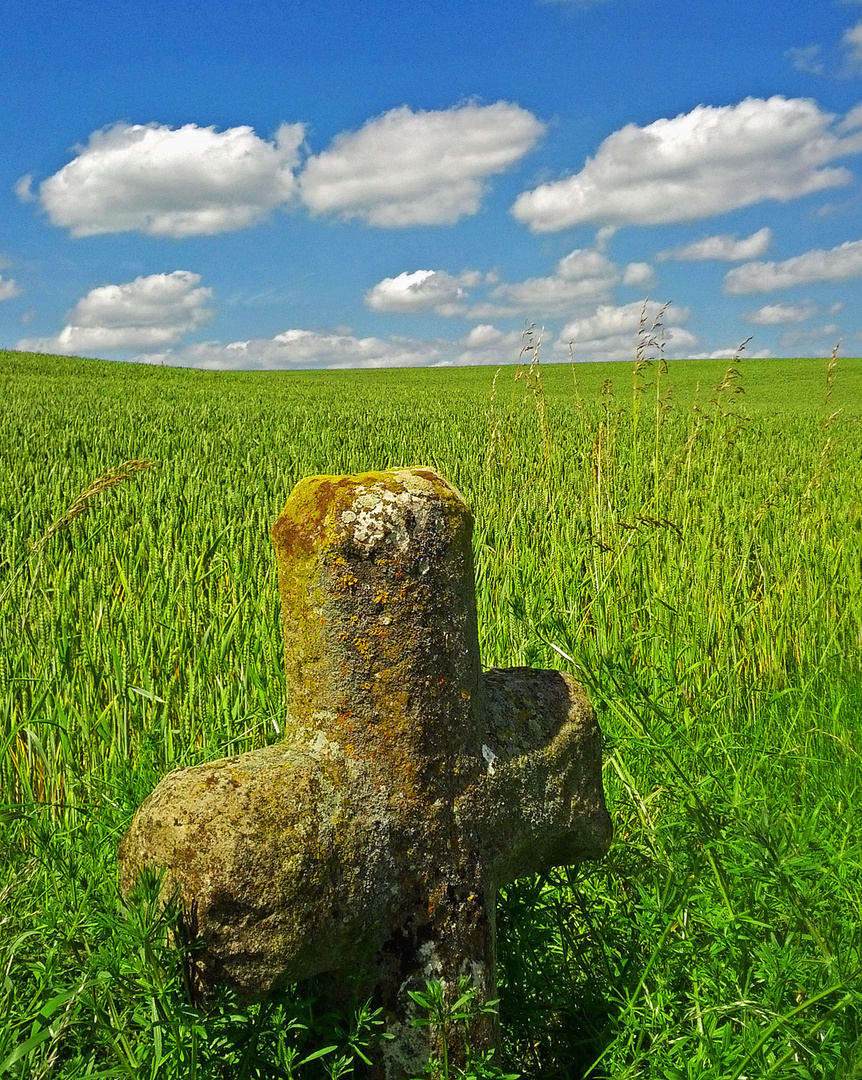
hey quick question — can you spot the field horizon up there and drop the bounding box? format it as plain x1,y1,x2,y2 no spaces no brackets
3,346,862,410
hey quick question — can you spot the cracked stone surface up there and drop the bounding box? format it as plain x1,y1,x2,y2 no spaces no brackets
119,467,612,1078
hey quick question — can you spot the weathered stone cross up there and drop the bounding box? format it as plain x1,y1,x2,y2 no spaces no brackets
119,468,611,1077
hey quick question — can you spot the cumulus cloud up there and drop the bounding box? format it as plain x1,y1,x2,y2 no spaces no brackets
18,271,213,355
657,227,772,262
202,329,436,369
127,324,525,371
556,301,695,362
622,262,655,287
33,122,305,238
740,301,819,325
13,175,35,203
480,248,618,316
690,346,772,360
512,97,862,232
724,238,862,294
462,324,510,347
0,275,21,301
364,269,491,315
299,102,545,226
365,249,621,320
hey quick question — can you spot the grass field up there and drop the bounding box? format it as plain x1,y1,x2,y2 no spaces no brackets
1,338,861,1078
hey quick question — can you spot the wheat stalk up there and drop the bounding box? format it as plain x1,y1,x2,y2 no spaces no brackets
0,459,155,613
30,459,155,554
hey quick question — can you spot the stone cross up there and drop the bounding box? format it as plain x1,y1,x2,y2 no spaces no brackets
119,468,611,1078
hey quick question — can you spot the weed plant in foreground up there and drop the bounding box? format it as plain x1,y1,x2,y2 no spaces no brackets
1,338,861,1078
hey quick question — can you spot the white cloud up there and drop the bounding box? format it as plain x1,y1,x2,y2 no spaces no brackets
786,45,824,75
691,347,772,360
779,326,841,353
217,329,436,369
364,269,490,315
556,301,695,362
482,248,618,316
622,262,655,287
512,97,862,232
0,275,21,301
463,324,508,347
840,103,862,133
18,271,213,354
299,102,545,226
13,174,35,202
34,122,305,238
365,249,619,320
657,227,772,262
813,193,862,218
724,238,862,293
595,225,617,251
787,18,862,77
126,324,525,371
843,20,862,72
740,301,819,325
454,327,524,365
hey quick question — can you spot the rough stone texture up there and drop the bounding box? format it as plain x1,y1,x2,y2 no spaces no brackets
119,468,612,1078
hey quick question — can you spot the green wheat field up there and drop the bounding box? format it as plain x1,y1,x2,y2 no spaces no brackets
1,338,861,1079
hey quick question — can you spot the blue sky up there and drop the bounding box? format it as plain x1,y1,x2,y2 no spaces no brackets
4,0,862,368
